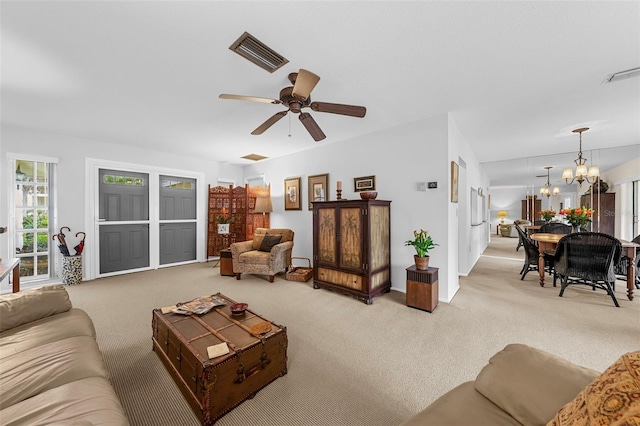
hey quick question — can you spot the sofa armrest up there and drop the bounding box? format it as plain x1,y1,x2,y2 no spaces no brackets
270,241,294,258
0,285,72,333
230,240,254,257
400,382,522,426
474,344,599,426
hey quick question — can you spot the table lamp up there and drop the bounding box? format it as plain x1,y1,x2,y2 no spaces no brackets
497,210,508,224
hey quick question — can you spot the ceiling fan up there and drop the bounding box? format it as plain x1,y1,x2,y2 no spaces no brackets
219,69,366,141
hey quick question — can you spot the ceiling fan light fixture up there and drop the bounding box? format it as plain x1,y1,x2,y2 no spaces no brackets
602,66,640,84
229,32,289,73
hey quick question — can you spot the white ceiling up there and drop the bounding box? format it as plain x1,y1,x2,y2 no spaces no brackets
2,1,639,187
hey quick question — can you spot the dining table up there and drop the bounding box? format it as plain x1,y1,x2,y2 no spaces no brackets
523,225,542,234
530,233,639,301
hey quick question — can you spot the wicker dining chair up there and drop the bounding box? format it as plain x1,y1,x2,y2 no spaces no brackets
515,224,553,281
514,222,526,252
539,222,572,234
552,232,622,307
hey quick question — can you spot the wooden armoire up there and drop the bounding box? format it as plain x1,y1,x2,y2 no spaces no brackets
312,199,391,304
521,195,542,223
207,184,270,257
580,192,615,236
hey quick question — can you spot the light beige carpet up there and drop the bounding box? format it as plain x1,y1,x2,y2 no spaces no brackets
65,237,640,425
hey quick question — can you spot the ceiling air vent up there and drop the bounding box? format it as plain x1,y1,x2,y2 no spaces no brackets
229,32,288,73
241,153,269,162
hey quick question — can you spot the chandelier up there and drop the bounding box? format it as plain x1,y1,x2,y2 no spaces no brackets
539,166,560,198
561,127,599,185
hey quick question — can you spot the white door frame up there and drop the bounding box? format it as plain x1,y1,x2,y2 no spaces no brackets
85,158,205,280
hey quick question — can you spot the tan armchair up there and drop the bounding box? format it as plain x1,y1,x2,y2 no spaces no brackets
230,228,294,282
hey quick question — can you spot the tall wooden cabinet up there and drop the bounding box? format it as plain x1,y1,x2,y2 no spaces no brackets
207,184,270,257
521,196,541,223
580,192,615,236
312,199,391,304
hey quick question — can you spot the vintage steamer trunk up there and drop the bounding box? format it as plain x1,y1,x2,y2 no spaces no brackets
152,293,288,425
312,199,391,304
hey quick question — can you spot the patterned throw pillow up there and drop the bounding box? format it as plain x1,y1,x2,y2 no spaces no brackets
258,234,282,252
547,350,640,426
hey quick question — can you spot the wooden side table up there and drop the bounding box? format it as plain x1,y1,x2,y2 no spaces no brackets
219,249,234,277
0,258,21,293
406,265,438,312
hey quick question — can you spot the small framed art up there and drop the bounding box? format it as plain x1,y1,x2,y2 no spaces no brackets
353,175,376,192
308,173,329,209
284,177,302,210
451,161,459,203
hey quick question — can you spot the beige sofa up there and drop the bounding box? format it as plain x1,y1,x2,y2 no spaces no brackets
500,219,531,238
401,343,639,426
230,228,294,282
0,285,129,425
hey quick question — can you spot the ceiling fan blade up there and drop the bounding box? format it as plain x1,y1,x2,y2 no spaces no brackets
219,94,281,104
292,69,320,101
299,112,326,142
310,101,366,117
251,111,288,135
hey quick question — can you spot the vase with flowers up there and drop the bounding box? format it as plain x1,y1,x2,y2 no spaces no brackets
559,206,593,233
405,229,438,270
216,207,232,235
539,209,556,223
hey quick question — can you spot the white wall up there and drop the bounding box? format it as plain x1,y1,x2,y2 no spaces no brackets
1,115,488,301
602,156,640,240
242,113,486,303
448,115,489,282
0,124,243,271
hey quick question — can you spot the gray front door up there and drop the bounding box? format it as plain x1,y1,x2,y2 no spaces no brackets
99,169,150,273
159,175,196,265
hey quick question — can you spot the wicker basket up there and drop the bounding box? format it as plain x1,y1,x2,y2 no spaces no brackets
285,257,313,282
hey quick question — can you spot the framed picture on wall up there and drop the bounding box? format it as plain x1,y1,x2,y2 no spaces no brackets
284,177,302,210
451,161,459,203
308,173,329,210
353,175,376,192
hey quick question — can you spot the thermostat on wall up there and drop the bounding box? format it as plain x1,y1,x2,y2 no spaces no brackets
418,182,438,191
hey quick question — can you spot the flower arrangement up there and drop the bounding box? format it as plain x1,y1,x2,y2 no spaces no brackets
216,207,232,224
405,229,438,257
559,207,593,227
539,209,556,222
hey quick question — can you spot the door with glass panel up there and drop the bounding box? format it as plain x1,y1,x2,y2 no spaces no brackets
13,160,53,281
159,175,196,265
98,169,150,274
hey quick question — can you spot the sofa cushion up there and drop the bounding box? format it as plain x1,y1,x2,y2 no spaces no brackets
252,228,294,250
546,350,640,426
399,382,522,426
0,335,109,408
0,285,72,332
0,308,96,358
0,376,130,426
474,344,599,426
238,250,271,266
258,234,282,252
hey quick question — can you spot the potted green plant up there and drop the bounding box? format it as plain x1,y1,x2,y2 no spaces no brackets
405,229,438,270
216,207,232,235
